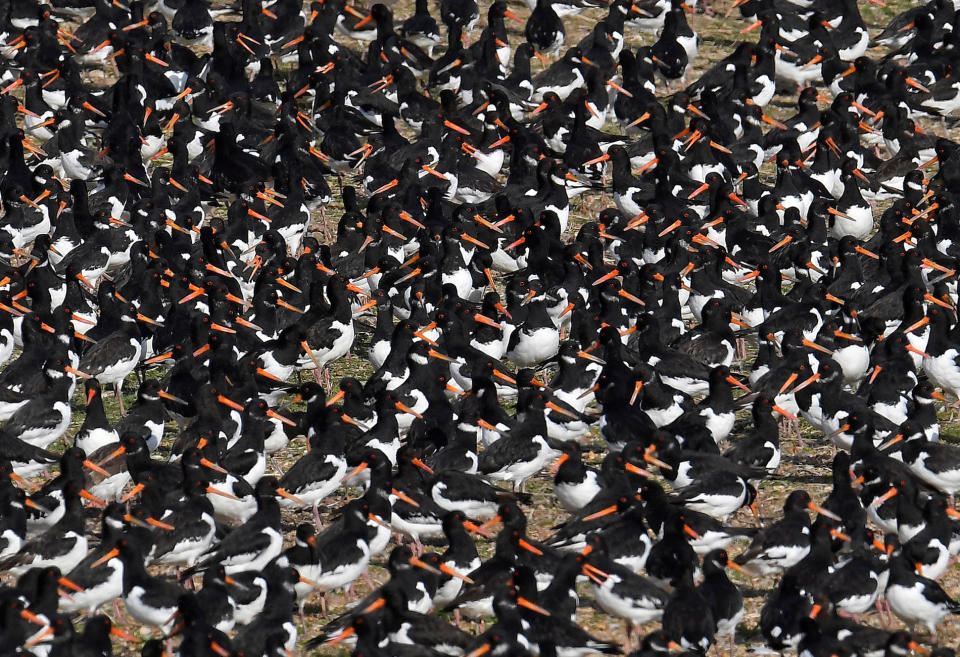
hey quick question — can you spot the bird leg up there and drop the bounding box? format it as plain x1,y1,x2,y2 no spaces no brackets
362,567,376,592
113,598,126,624
875,598,890,629
313,502,323,529
778,418,794,449
736,337,747,362
115,382,127,416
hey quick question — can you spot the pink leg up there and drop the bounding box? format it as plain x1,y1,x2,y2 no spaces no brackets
116,384,127,416
362,568,376,593
876,598,890,629
113,598,126,624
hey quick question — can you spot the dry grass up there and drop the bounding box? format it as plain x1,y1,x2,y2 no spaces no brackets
14,0,960,654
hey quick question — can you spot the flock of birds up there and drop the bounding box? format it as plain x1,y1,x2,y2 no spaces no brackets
10,0,960,655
